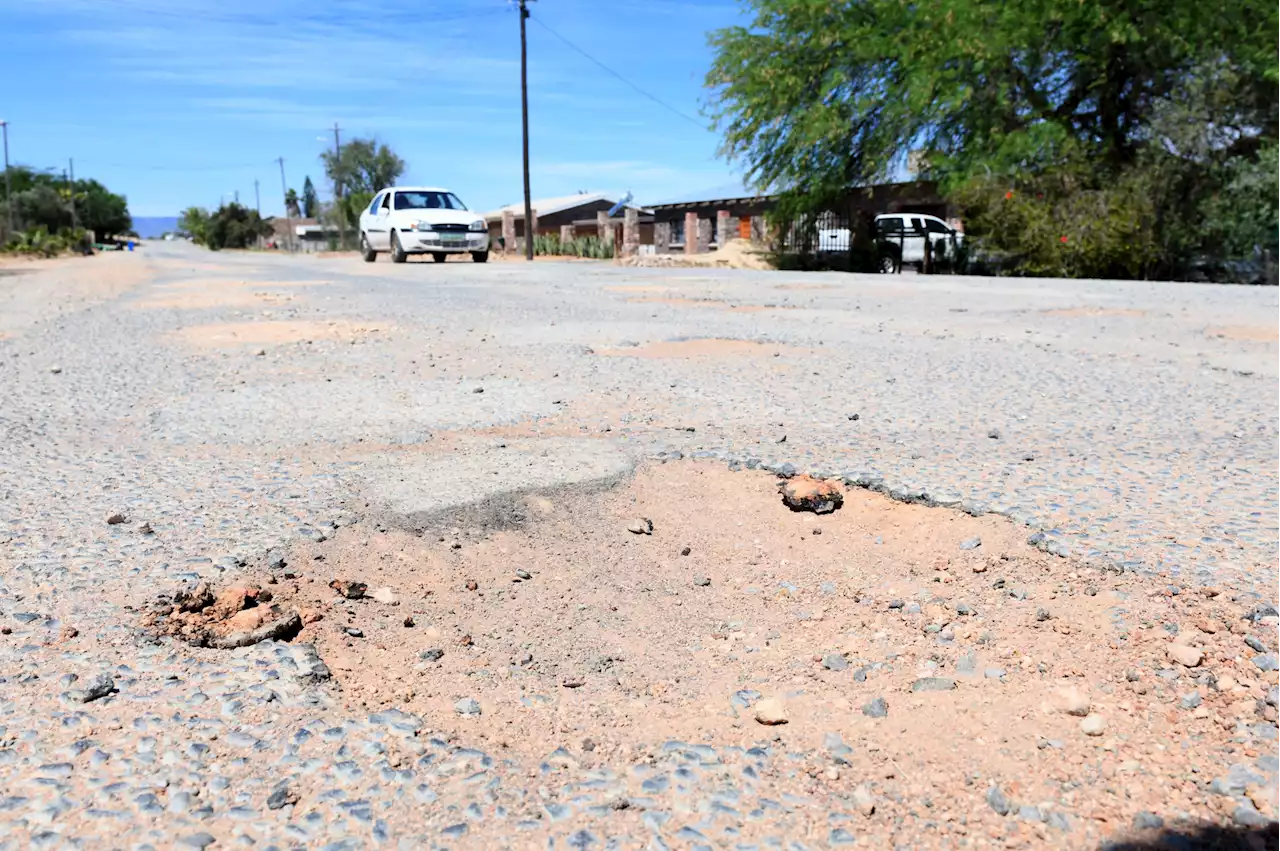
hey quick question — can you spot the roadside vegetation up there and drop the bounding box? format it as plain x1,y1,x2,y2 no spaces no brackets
177,204,273,251
706,0,1277,282
532,234,614,259
1,165,131,256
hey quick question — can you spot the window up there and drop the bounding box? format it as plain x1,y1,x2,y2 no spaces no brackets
393,191,467,211
925,218,950,234
670,218,685,244
380,193,391,211
910,217,925,233
368,193,383,214
876,216,904,236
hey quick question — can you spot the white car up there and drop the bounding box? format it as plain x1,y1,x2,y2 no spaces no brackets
358,186,490,263
874,213,963,272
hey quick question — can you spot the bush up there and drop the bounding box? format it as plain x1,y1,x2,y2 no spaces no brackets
2,224,91,257
533,234,613,259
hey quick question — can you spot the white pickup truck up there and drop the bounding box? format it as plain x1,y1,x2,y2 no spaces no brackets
358,186,490,264
874,213,962,272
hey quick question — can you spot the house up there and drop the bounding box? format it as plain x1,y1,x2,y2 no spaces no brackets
265,217,341,252
481,192,651,250
644,179,957,253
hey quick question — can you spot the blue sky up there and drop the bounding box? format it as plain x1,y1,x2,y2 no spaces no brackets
0,0,746,218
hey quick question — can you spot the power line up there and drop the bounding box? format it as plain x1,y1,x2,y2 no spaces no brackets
527,13,706,130
74,159,274,173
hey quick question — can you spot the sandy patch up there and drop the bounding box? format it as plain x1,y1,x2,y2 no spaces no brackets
133,289,297,310
143,460,1277,844
1205,325,1278,343
595,338,799,358
622,239,775,271
163,277,332,290
173,319,391,347
1041,307,1147,318
603,285,673,294
628,296,796,313
775,282,838,291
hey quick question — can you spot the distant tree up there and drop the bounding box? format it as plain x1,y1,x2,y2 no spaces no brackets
180,204,270,250
178,207,211,244
301,176,318,218
284,188,301,219
320,138,405,196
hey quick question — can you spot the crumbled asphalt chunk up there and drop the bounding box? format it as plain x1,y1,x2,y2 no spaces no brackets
986,786,1012,816
862,697,888,718
959,537,981,551
65,674,114,704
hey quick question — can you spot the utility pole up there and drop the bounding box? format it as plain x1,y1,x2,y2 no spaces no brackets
234,189,239,205
64,164,77,229
519,0,534,260
277,156,293,252
331,122,346,251
68,158,76,228
0,120,11,237
254,179,260,214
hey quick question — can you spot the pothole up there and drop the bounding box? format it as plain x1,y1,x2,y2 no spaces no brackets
137,459,1268,808
171,319,392,348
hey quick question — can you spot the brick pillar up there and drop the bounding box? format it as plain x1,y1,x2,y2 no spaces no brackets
560,223,575,244
595,210,612,248
696,217,712,253
749,215,766,245
654,221,671,254
501,210,515,254
684,212,698,255
716,210,731,245
623,208,639,257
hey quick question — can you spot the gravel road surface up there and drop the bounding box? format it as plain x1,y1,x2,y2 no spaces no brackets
0,244,1275,849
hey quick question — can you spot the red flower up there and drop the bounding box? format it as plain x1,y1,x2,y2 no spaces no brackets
1059,236,1069,244
1004,191,1014,200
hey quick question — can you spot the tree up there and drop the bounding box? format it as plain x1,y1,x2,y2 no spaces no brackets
320,138,405,196
301,177,318,218
705,0,1277,279
178,207,211,244
0,165,132,238
284,188,301,219
180,204,271,250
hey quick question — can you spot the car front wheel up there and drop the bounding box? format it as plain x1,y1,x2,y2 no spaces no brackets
432,252,448,264
360,233,377,262
471,251,489,264
390,231,407,264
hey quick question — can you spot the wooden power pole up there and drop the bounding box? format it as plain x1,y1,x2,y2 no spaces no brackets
519,0,535,260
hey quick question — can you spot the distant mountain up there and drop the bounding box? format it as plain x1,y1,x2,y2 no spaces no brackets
132,216,179,239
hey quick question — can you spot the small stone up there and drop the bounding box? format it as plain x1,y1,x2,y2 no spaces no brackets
987,785,1013,816
1167,644,1203,667
853,785,875,816
49,365,62,374
174,582,215,613
465,579,478,591
1244,635,1266,653
370,587,399,605
1132,812,1164,830
959,537,981,551
862,697,888,718
266,782,298,810
680,546,691,556
176,834,217,850
515,568,532,580
420,648,444,662
65,673,114,704
780,476,844,514
888,599,904,610
105,512,126,525
403,616,415,627
1252,654,1278,672
754,697,788,725
987,428,1001,440
822,654,849,672
1058,687,1090,717
1179,692,1203,710
1080,715,1107,736
329,579,367,600
136,522,153,535
626,518,654,535
971,561,988,573
910,677,956,693
847,413,860,421
454,698,481,717
562,678,585,689
343,626,364,638
693,576,711,587
1036,608,1051,622
473,386,483,393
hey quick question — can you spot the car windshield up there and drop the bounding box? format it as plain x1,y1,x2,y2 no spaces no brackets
394,191,467,211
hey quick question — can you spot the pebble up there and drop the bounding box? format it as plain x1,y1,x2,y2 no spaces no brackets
1132,812,1164,830
1251,654,1278,672
852,784,875,816
454,698,482,717
627,518,654,535
420,648,444,663
862,697,888,718
65,673,114,704
986,785,1012,816
330,579,367,600
105,512,126,525
753,698,788,725
1179,692,1202,710
959,537,981,551
693,575,711,587
1058,687,1090,717
1080,715,1107,736
822,654,849,672
515,568,532,580
1167,643,1203,667
370,587,399,605
910,677,956,693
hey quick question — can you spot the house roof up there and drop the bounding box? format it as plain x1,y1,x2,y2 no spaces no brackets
645,178,775,209
481,192,645,221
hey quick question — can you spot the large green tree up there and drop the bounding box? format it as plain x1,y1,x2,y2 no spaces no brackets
706,0,1277,280
1,165,132,238
320,138,405,196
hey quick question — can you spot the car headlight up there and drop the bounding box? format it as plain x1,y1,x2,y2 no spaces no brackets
469,220,486,232
410,221,434,232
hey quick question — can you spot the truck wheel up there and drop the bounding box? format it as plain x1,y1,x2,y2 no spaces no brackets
879,254,897,274
390,231,407,264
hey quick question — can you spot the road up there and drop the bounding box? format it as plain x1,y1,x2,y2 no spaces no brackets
0,243,1275,848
